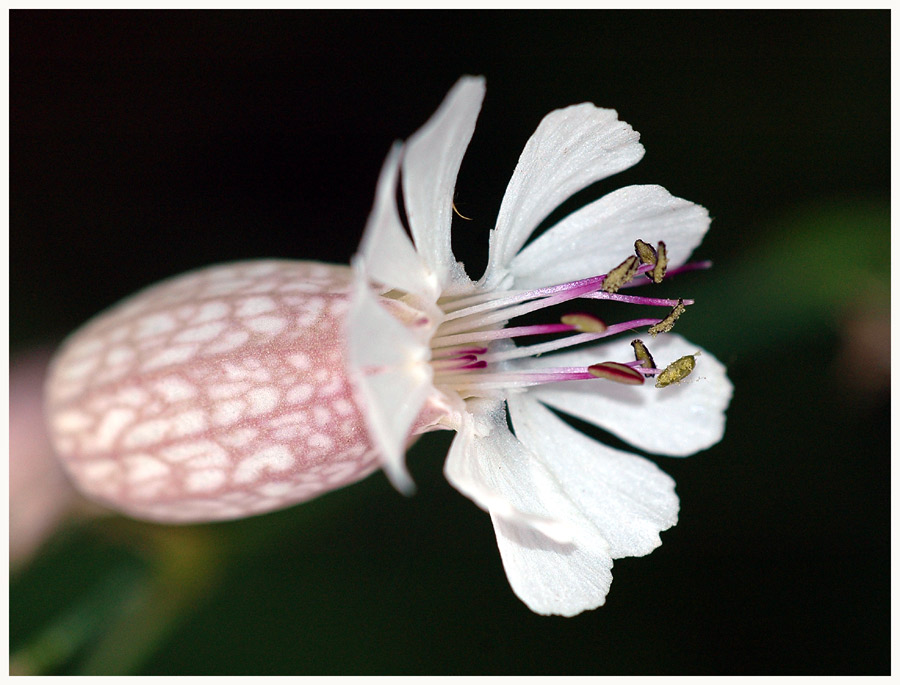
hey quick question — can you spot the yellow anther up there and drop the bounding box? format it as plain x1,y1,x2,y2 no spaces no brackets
634,239,657,266
648,298,685,337
561,313,607,333
651,241,668,284
655,354,696,388
588,361,646,385
601,256,640,293
630,339,656,369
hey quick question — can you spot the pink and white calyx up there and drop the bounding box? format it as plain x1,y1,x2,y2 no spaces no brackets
45,76,732,616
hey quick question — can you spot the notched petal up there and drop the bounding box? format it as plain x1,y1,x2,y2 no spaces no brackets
507,395,679,560
491,513,613,617
484,105,645,289
525,335,733,457
401,76,485,294
443,409,575,544
358,143,437,300
509,185,709,291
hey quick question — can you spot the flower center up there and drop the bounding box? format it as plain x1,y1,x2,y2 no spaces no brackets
426,240,710,399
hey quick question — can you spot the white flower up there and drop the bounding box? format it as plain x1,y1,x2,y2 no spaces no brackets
43,74,731,616
347,76,733,616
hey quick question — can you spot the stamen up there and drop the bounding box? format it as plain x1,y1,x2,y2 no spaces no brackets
438,289,512,312
631,339,656,370
648,299,686,336
581,291,692,307
431,355,479,371
651,241,668,284
623,360,662,374
481,318,662,363
436,366,596,390
437,276,607,335
431,323,574,348
434,359,489,377
560,313,607,333
430,346,488,360
666,259,710,277
619,259,712,289
441,255,705,325
440,273,607,320
601,256,640,293
422,240,708,399
655,354,697,388
634,239,658,266
588,362,646,385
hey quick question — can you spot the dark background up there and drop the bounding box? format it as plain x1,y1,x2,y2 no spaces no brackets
11,11,889,674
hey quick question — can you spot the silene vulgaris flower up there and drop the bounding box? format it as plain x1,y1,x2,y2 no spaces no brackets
45,76,732,617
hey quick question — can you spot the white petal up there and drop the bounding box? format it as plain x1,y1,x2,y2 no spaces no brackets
402,76,485,295
358,143,438,300
346,266,433,493
491,513,613,617
446,400,672,616
510,185,711,290
525,335,733,456
443,407,575,544
481,104,645,289
507,394,678,559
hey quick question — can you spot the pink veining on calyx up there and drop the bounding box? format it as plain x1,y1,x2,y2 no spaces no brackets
44,260,423,523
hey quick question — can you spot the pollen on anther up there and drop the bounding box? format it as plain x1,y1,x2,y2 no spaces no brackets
655,354,696,388
648,298,685,337
560,313,607,333
588,361,646,385
631,339,656,370
601,256,640,293
651,241,669,284
634,239,657,266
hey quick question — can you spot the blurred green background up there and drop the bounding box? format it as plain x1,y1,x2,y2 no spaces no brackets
10,11,889,674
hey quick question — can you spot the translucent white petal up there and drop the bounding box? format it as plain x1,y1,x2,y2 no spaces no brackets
358,143,438,300
346,267,433,493
445,400,673,616
355,372,434,494
402,76,485,295
510,185,711,290
443,407,575,544
507,394,678,559
524,335,733,456
481,104,645,289
491,513,613,617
